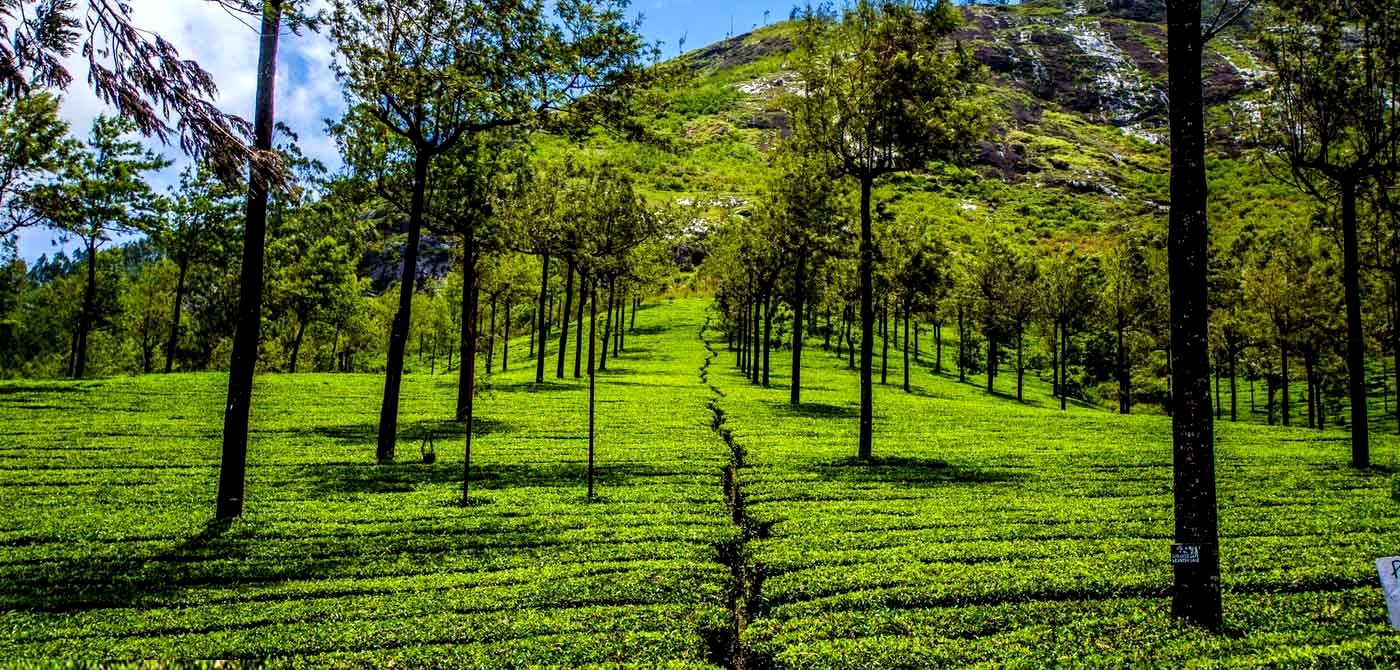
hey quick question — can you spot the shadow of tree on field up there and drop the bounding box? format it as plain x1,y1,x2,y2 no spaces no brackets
765,401,860,420
486,381,583,395
806,456,1027,487
293,418,512,449
627,325,667,336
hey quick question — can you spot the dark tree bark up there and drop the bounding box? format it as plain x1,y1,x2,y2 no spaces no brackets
1340,180,1369,467
986,337,996,394
1116,318,1130,413
216,0,282,519
502,294,511,372
485,291,497,372
767,290,778,386
957,305,966,383
858,177,875,460
557,261,575,379
1281,343,1290,427
164,251,190,373
535,254,550,383
1015,327,1024,402
460,261,480,508
1051,322,1061,400
574,274,585,378
752,298,762,384
1166,0,1221,629
880,300,889,386
935,321,943,374
903,295,912,393
289,315,308,373
455,245,473,419
376,149,433,461
1060,321,1070,411
586,276,598,501
600,278,615,371
73,237,97,379
791,252,807,405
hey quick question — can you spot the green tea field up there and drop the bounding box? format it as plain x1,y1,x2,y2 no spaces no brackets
2,297,1398,668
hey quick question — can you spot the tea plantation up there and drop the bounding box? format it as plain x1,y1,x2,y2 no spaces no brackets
1,297,1398,668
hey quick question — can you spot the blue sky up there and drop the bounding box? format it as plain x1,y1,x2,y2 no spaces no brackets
13,0,801,263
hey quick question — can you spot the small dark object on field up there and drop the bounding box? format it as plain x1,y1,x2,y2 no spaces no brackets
420,432,437,465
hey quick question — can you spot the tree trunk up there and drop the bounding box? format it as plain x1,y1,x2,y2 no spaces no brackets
1305,350,1316,429
752,297,762,384
586,275,598,501
460,258,480,508
1340,179,1369,467
1015,326,1024,402
485,292,498,372
535,254,550,383
846,304,855,370
1280,341,1290,427
986,335,996,394
1117,318,1130,414
957,305,966,383
557,261,575,379
791,252,806,405
1166,0,1221,628
600,278,616,371
903,295,913,393
762,291,774,387
73,238,97,379
217,0,282,520
289,315,308,373
1214,354,1222,421
1229,341,1238,422
1051,321,1061,400
164,253,190,373
502,294,511,372
574,274,585,378
880,299,889,386
1060,322,1070,411
858,176,875,460
935,322,943,374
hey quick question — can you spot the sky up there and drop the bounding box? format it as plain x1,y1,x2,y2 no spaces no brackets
13,0,799,263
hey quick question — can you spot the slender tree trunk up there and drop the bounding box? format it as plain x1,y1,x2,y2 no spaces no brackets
73,238,97,379
1229,341,1238,422
502,294,511,372
846,304,855,370
574,274,585,378
586,276,598,501
1016,326,1024,402
1051,321,1061,400
614,286,623,356
1117,318,1130,414
557,262,575,379
164,253,190,373
880,299,889,386
791,253,806,405
762,291,774,387
486,292,497,372
1060,323,1070,411
600,278,616,371
216,0,282,519
1305,351,1316,429
460,258,480,508
535,254,549,382
858,176,875,460
957,306,966,383
935,322,943,374
289,316,308,373
1281,342,1291,428
376,148,434,461
1166,0,1221,628
1340,179,1369,467
631,295,639,329
986,335,995,394
1214,354,1222,421
752,298,762,384
903,295,912,393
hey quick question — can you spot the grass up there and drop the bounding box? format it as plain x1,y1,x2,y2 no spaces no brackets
2,296,1399,668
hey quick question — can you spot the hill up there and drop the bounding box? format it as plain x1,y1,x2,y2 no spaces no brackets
567,0,1302,248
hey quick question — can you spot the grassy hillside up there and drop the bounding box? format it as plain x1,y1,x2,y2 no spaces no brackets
2,297,1398,667
569,0,1303,248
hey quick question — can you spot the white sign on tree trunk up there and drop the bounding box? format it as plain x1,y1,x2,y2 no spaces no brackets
1379,557,1400,631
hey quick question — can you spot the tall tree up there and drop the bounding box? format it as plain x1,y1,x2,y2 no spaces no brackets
1164,0,1250,630
151,166,240,373
791,0,983,459
330,0,649,463
216,0,289,521
36,115,167,379
1260,0,1400,468
0,93,72,240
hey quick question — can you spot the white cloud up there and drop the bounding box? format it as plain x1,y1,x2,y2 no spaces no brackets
18,0,344,261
